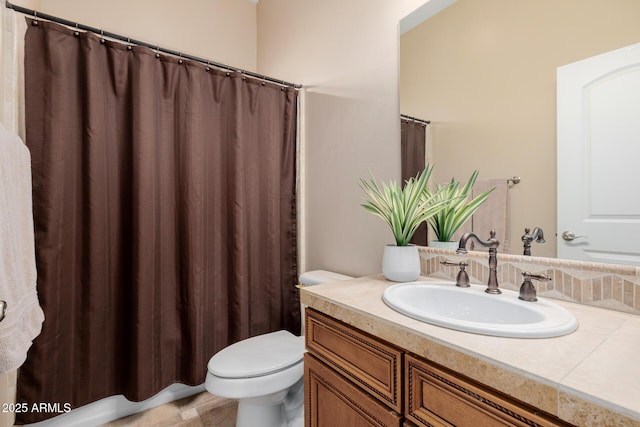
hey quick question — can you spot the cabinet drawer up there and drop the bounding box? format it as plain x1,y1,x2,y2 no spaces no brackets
405,354,574,427
305,309,403,413
305,354,402,427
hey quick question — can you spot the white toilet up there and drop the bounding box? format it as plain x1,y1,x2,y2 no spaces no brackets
205,270,352,427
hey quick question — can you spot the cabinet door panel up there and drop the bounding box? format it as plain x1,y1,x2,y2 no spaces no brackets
305,309,403,412
305,353,402,427
405,355,575,427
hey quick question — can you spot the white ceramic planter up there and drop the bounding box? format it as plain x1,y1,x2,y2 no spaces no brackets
382,244,421,282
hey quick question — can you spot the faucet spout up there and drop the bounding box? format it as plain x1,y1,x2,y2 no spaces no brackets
456,230,501,294
521,227,545,256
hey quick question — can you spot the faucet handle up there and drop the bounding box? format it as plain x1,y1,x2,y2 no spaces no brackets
519,272,552,302
440,259,470,288
522,271,552,282
440,260,467,267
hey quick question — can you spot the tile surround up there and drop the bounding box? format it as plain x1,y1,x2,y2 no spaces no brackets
419,247,640,314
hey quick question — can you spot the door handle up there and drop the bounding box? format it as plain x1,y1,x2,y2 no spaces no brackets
561,231,588,241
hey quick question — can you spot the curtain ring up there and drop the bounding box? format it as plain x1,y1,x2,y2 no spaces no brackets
100,29,106,44
155,46,161,59
178,53,183,65
126,38,132,51
73,23,80,37
205,60,210,72
32,10,39,25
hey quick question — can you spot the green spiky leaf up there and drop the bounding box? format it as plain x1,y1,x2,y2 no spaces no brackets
425,170,494,243
359,165,448,246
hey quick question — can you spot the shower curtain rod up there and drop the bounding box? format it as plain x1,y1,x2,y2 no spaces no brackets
401,114,431,125
5,0,302,89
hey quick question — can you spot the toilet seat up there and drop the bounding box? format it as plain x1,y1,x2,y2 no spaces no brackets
207,330,304,379
206,331,305,400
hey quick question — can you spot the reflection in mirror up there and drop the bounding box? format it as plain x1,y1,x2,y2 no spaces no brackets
400,115,429,245
400,0,640,262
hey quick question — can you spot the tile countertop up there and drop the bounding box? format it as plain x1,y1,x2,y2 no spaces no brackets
300,274,640,427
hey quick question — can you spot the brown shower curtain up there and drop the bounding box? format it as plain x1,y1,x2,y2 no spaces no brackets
17,20,299,423
401,118,428,245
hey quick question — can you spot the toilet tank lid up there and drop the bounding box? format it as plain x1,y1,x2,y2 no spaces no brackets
299,270,353,287
207,330,304,379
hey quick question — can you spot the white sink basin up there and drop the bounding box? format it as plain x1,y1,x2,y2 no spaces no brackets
382,282,578,338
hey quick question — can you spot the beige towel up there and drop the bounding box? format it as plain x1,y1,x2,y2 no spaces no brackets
470,179,511,253
0,122,44,375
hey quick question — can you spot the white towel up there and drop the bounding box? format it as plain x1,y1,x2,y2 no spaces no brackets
471,179,511,253
0,122,44,375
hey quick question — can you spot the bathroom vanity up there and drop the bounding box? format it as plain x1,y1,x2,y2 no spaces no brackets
301,275,640,427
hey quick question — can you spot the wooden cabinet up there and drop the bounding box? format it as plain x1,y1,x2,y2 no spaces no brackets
304,308,574,427
304,308,403,427
305,354,402,426
405,354,574,427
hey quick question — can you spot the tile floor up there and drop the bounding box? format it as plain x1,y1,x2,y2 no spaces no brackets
100,392,237,427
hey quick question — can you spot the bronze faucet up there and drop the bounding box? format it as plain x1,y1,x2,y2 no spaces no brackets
519,272,552,302
456,230,501,294
440,260,470,287
521,227,545,256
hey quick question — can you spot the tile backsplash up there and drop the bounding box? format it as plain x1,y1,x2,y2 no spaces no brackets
419,247,640,315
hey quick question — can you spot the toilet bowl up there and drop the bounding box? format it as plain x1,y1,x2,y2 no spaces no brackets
205,270,352,427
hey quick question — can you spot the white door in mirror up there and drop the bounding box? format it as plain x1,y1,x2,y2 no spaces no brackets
557,42,640,265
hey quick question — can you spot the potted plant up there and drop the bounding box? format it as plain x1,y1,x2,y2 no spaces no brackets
425,170,494,249
359,165,447,281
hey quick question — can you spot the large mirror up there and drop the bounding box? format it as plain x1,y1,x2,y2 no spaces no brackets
400,0,640,261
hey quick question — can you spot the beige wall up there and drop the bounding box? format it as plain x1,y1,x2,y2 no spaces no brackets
401,0,640,258
257,0,427,277
11,0,257,71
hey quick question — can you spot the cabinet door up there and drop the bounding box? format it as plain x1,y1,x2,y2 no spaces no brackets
305,353,402,427
405,355,575,427
305,308,403,413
